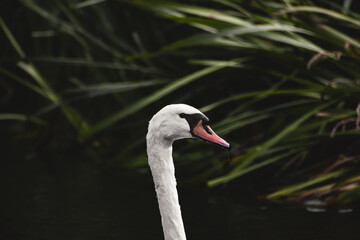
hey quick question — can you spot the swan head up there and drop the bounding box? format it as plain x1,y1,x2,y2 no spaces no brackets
148,104,229,148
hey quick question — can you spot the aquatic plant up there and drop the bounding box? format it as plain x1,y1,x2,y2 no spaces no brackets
2,0,360,204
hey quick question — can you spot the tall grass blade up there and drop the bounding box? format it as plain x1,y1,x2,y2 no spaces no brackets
21,0,124,58
17,61,59,103
0,113,46,125
208,101,334,186
75,0,107,9
208,150,299,187
317,24,360,48
201,88,322,112
267,169,345,199
275,6,360,27
132,0,250,26
165,24,315,51
65,81,165,98
0,17,26,58
0,68,46,98
82,65,227,139
30,57,159,73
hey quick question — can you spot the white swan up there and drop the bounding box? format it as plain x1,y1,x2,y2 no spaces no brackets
146,104,230,240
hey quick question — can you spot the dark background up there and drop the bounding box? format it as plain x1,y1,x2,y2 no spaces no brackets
1,0,360,239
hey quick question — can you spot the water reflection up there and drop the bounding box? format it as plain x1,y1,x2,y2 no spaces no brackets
1,158,359,240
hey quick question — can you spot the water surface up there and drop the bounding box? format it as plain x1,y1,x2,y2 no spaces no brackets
1,157,359,240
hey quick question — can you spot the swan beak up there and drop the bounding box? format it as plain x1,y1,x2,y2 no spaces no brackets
193,120,230,148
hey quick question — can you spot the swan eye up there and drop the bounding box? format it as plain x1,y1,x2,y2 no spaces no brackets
179,113,210,133
178,111,229,148
202,121,212,135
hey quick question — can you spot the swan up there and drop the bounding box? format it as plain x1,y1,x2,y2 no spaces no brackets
146,104,230,240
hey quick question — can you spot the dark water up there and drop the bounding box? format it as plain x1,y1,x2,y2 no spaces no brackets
1,158,359,240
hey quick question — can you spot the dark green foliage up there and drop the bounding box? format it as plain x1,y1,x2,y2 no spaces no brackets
2,0,360,204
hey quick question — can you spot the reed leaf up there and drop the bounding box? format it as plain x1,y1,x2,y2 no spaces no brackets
131,0,250,26
275,6,360,27
0,17,25,58
65,81,165,95
82,64,228,139
4,0,360,204
208,150,300,187
0,113,46,125
201,88,322,112
208,101,334,186
267,169,346,199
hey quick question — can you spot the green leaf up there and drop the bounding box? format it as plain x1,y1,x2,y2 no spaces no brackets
0,17,26,58
65,80,165,96
82,65,228,139
165,24,315,51
0,113,46,125
275,6,360,27
200,88,322,112
267,169,345,199
75,0,107,9
208,150,299,187
132,0,250,26
208,101,335,186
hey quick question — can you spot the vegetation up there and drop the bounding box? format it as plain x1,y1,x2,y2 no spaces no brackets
2,0,360,205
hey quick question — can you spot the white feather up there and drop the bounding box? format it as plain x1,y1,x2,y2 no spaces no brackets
146,104,203,240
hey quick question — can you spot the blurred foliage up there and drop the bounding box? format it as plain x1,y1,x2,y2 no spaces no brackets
1,0,360,205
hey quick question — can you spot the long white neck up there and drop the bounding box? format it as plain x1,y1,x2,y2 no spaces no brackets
146,134,187,240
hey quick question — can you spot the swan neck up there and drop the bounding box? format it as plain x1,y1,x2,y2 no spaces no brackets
147,137,187,240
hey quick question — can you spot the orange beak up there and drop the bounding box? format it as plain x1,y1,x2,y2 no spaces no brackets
192,120,230,148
